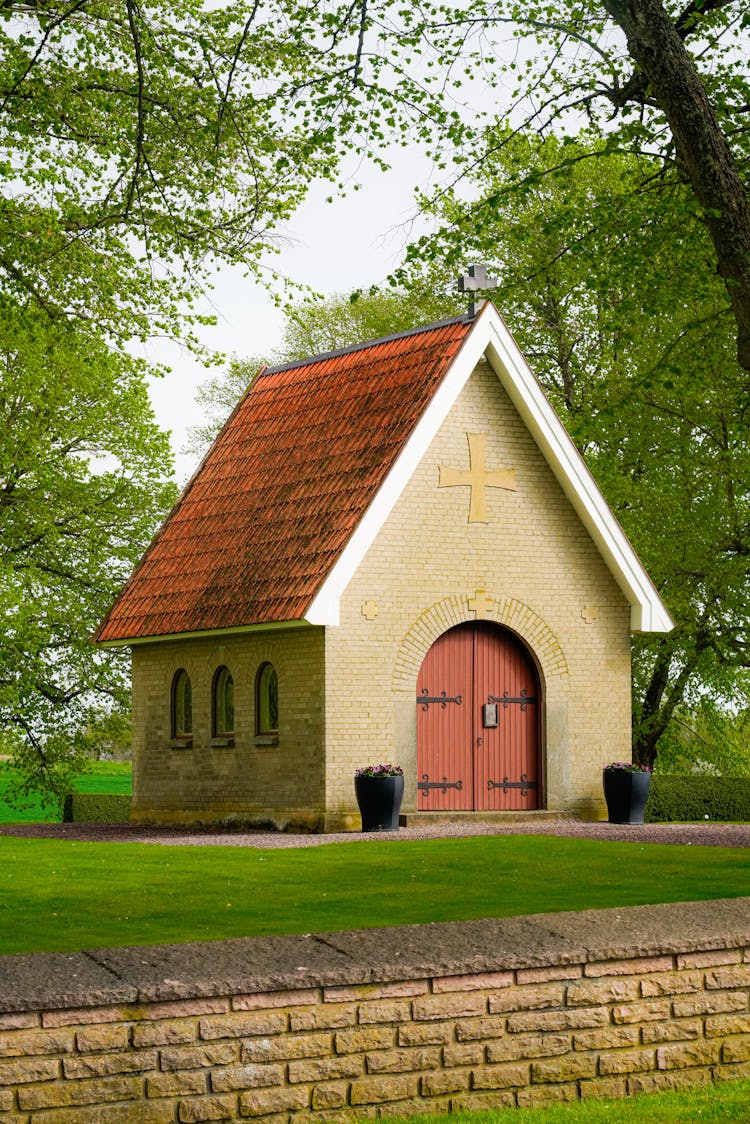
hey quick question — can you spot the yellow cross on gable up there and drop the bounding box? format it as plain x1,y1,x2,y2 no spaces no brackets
438,433,516,523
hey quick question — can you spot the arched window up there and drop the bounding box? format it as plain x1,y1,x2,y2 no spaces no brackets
212,665,234,741
256,662,279,737
171,669,192,746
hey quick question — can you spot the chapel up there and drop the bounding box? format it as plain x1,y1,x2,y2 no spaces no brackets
95,300,672,830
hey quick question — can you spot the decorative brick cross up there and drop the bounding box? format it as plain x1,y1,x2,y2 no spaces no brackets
439,433,516,523
581,606,598,624
468,590,494,619
361,600,379,621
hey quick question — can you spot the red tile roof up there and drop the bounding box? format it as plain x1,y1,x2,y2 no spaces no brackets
95,317,473,642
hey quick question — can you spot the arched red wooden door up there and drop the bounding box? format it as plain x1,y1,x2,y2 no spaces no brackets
416,622,540,811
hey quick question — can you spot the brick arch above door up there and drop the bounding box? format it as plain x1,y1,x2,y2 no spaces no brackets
392,593,568,692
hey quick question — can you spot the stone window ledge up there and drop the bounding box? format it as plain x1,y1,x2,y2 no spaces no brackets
254,733,279,747
170,737,193,749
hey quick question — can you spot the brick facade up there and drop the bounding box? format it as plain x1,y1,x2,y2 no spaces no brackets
1,902,748,1120
130,358,633,829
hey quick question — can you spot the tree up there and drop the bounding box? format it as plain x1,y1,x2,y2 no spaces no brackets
0,305,177,805
400,132,750,768
185,288,454,459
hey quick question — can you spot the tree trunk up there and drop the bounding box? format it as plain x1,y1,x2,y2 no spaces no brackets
602,0,750,371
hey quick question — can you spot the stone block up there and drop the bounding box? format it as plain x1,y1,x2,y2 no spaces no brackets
640,970,703,997
210,1063,284,1091
178,1094,237,1121
454,1015,506,1041
324,981,427,1002
516,966,581,985
470,1061,528,1090
450,1089,515,1112
0,1056,59,1085
641,1019,702,1044
432,972,512,994
76,1025,130,1053
443,1042,484,1068
288,1054,362,1083
288,1005,356,1032
507,1007,608,1033
18,1074,142,1110
349,1074,418,1105
199,1011,287,1041
365,1046,440,1074
715,1061,750,1081
397,1022,452,1048
597,1048,656,1076
132,1019,197,1047
421,1069,471,1096
580,1076,628,1100
572,1026,639,1052
41,1007,131,1029
627,1067,712,1095
516,1081,577,1108
146,1070,208,1097
584,956,673,978
356,1000,412,1026
704,964,750,990
611,999,671,1024
530,1053,597,1083
722,1037,750,1064
0,1029,74,1057
412,993,486,1022
486,1033,569,1063
673,991,748,1018
233,989,319,1010
24,1104,175,1124
311,1081,349,1110
243,1032,331,1063
676,949,742,970
487,983,564,1013
566,978,639,1007
161,1044,238,1071
705,1012,750,1038
0,1014,38,1032
62,1048,157,1079
239,1085,310,1116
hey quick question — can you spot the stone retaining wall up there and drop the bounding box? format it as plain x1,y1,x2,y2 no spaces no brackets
1,898,749,1121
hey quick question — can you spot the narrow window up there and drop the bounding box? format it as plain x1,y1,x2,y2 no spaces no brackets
256,662,279,738
212,665,234,742
171,669,192,746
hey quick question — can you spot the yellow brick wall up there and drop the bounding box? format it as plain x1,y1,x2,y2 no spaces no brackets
324,360,632,828
131,627,325,830
2,947,748,1118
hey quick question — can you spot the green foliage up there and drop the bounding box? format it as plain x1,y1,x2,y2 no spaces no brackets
1,834,748,954
0,307,176,807
646,776,750,823
62,793,132,824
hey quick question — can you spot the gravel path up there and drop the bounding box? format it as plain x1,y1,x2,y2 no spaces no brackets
2,819,749,848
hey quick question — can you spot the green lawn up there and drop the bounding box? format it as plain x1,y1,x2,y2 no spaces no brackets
0,761,131,823
1,833,748,955
381,1078,750,1123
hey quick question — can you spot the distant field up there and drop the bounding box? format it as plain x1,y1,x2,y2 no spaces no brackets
0,761,131,823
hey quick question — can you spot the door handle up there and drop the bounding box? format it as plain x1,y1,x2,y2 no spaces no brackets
476,736,483,747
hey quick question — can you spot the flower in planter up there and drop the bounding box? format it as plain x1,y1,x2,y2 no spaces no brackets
603,761,652,773
355,763,404,777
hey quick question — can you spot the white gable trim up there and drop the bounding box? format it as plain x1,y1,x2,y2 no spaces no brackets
304,304,673,633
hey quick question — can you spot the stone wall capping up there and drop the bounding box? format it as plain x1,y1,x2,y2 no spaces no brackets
1,898,748,1015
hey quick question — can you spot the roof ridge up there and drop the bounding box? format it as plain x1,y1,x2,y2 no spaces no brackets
261,313,473,376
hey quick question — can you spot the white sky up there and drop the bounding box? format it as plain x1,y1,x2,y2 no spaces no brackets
148,148,436,482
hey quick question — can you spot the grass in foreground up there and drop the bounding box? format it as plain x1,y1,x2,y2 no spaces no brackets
1,833,748,955
381,1078,750,1123
0,761,131,824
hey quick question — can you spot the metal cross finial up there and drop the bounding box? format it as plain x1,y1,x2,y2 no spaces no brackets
458,264,498,317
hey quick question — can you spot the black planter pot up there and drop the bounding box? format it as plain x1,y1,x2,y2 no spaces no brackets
603,769,652,824
354,774,404,832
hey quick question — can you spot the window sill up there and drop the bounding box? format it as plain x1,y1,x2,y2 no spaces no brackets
254,734,279,747
209,736,235,748
170,738,193,750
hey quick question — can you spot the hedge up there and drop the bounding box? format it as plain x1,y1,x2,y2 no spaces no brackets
62,793,131,823
645,775,750,823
